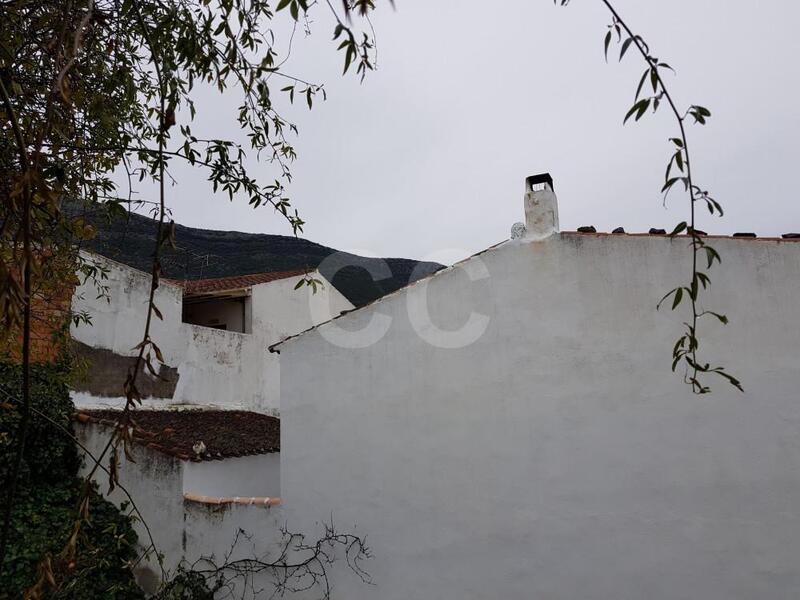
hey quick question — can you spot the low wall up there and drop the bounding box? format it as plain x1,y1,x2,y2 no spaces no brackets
77,421,286,596
183,453,281,498
183,500,285,568
173,324,278,414
75,421,186,592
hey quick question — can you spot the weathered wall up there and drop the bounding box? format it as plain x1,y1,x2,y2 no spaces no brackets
71,253,186,364
71,254,353,414
77,421,285,594
279,234,800,600
75,421,186,592
173,324,274,412
183,453,280,498
182,500,287,597
71,340,179,398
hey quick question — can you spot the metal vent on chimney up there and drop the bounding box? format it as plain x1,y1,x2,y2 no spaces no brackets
526,173,555,193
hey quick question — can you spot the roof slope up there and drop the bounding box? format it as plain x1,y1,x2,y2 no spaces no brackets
172,269,307,295
76,207,443,307
76,409,280,462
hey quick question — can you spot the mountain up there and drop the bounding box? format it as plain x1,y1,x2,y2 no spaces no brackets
81,209,444,308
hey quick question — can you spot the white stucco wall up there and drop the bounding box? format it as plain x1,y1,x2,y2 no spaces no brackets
77,422,285,594
71,253,353,414
182,500,285,570
71,253,186,364
251,273,354,343
75,422,186,591
278,234,800,600
172,324,274,412
183,453,280,498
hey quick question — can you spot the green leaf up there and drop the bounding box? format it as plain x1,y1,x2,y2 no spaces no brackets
668,221,687,237
661,177,680,193
624,98,650,124
657,287,679,310
635,69,648,101
276,0,292,10
703,246,721,268
604,30,612,62
619,36,634,61
714,369,743,392
343,45,355,74
671,286,683,310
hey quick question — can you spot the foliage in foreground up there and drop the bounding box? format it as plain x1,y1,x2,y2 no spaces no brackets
0,360,142,599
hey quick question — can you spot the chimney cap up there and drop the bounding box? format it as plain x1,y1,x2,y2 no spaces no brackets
526,173,554,192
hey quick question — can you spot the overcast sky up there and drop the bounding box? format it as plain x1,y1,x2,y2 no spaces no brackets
149,0,800,265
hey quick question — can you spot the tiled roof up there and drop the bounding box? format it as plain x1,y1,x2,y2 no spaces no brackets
170,270,306,295
569,229,800,241
75,409,280,462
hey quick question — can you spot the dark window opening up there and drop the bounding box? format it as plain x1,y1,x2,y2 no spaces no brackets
182,293,251,334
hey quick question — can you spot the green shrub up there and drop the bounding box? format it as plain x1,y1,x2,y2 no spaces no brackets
0,360,77,487
0,360,143,599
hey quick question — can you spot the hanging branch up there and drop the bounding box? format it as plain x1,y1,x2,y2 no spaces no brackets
557,0,742,394
1,0,385,593
174,523,372,600
0,75,33,576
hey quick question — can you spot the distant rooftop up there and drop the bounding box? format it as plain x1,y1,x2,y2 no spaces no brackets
170,269,307,295
72,207,443,307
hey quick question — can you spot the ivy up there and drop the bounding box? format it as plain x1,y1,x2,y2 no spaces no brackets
0,360,143,598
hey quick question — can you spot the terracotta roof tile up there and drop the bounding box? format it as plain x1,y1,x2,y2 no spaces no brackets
76,409,280,462
170,270,306,295
566,231,800,241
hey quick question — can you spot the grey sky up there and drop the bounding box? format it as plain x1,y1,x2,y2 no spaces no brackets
151,0,800,265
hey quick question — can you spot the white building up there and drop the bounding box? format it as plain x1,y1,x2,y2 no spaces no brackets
70,251,352,592
76,176,800,599
271,177,800,600
70,252,353,414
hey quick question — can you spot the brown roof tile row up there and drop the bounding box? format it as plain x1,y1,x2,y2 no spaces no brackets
571,229,800,240
75,409,280,462
169,269,306,295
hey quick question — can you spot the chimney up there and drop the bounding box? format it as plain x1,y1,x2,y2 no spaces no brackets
523,173,559,240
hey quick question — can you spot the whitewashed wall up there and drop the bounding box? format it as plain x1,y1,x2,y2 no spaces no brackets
250,273,354,409
71,253,186,364
250,272,354,342
173,324,273,412
183,453,280,498
182,501,285,584
77,422,284,595
76,422,186,593
71,253,353,414
278,234,800,600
